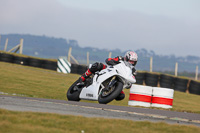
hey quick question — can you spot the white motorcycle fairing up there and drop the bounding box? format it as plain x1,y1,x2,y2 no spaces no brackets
79,61,136,100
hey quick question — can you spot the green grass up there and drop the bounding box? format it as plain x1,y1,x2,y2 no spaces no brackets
0,109,200,133
0,61,76,100
1,61,200,113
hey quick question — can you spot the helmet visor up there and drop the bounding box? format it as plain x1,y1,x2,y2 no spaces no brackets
128,60,137,66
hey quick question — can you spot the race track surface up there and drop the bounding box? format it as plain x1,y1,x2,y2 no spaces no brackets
0,95,200,127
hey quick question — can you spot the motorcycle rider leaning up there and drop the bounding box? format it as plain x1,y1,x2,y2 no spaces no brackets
79,51,138,101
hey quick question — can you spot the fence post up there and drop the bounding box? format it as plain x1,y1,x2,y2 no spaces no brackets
87,52,89,66
4,38,8,51
150,57,153,72
8,44,20,52
19,39,23,54
175,62,178,76
67,47,79,64
195,66,198,80
108,52,112,58
68,47,72,62
7,38,24,54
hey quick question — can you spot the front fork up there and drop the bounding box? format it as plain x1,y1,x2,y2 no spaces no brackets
103,76,117,92
98,76,117,96
108,76,117,88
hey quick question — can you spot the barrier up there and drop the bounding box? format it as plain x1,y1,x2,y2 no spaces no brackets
70,64,78,74
0,53,14,63
42,60,57,70
145,73,159,87
77,65,88,75
173,77,188,92
128,85,174,109
128,84,152,107
13,56,29,65
160,74,174,88
151,87,174,109
135,72,145,85
57,57,71,74
28,58,43,68
189,80,200,95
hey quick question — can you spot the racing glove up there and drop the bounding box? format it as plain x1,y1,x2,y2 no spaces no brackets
132,67,137,76
106,56,124,65
118,56,124,61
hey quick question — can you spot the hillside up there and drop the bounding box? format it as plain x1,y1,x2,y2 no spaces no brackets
1,34,200,73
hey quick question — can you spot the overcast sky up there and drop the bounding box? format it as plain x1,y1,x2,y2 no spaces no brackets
0,0,200,57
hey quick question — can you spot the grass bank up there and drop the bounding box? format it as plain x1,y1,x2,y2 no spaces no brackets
0,109,200,133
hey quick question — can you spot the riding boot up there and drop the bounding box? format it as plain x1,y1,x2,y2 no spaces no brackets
79,69,92,82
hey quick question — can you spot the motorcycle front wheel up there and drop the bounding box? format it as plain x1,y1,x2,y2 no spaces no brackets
98,81,123,104
67,80,83,101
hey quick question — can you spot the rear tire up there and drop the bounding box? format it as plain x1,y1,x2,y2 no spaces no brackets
98,82,123,104
67,80,82,101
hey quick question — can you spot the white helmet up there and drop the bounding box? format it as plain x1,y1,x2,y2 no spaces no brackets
125,51,138,66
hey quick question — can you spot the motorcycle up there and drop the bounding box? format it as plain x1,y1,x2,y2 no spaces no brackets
67,61,136,104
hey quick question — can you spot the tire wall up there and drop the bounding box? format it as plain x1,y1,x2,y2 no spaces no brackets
188,80,200,95
145,73,159,87
159,74,174,89
13,56,29,65
173,77,189,92
71,64,79,74
0,52,88,74
137,71,200,95
135,72,145,85
0,53,14,63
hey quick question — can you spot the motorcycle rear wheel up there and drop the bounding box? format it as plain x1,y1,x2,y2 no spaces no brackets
67,80,83,101
98,81,123,104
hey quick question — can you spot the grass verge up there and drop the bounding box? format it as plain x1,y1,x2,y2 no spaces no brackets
0,109,200,133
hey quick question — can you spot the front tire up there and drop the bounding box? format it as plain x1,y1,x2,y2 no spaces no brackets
67,80,82,101
98,82,123,104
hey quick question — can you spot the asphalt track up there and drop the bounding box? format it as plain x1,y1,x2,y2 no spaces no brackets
0,95,200,127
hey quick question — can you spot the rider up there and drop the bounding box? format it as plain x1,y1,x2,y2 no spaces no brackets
79,51,138,101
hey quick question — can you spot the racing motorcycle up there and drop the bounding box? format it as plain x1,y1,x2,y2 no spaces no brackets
67,61,136,104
